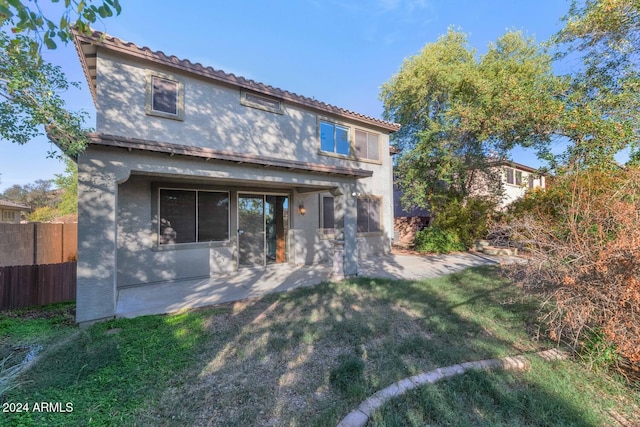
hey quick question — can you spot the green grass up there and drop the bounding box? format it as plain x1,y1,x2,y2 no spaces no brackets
1,267,638,426
369,358,640,426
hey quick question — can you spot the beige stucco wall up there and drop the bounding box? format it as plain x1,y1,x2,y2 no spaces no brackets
76,48,395,323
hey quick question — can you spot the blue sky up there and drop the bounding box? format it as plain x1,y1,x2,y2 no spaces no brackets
0,0,573,192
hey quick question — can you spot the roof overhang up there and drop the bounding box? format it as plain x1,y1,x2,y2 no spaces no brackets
87,133,374,179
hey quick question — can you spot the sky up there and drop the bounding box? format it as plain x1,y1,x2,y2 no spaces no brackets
0,0,575,192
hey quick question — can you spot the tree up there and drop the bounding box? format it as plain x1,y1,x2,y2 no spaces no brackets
0,0,121,54
551,0,640,169
1,178,57,210
0,32,91,156
0,0,121,157
381,29,565,215
54,155,77,215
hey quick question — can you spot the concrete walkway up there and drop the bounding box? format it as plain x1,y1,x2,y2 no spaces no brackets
337,349,569,427
116,252,506,318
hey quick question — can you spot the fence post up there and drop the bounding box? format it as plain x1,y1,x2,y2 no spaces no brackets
32,222,38,265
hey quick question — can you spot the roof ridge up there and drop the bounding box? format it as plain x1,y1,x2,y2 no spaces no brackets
74,30,400,132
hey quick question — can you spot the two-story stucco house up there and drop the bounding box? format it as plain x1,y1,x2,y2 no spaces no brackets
72,31,400,324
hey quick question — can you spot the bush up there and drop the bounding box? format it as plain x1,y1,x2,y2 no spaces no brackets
433,197,498,248
414,226,466,253
502,166,640,373
28,206,59,222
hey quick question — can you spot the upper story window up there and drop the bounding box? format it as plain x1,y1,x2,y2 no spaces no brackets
241,90,282,114
320,121,350,156
505,167,523,186
355,129,380,161
147,73,184,120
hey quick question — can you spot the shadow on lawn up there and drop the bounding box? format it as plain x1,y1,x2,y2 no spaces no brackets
142,267,592,426
3,267,600,426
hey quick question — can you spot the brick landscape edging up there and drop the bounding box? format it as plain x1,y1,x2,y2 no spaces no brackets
336,348,568,427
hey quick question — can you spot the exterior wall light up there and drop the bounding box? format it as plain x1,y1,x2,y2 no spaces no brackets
298,202,306,215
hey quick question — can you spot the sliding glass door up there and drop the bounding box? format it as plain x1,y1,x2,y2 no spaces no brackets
238,194,288,267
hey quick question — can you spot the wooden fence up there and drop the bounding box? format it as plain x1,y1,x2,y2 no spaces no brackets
0,262,76,310
0,222,78,267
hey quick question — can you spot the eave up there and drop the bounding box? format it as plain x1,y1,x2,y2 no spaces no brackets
87,133,374,179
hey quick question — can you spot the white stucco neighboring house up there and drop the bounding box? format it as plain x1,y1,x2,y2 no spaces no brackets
499,161,546,207
0,199,30,223
72,31,400,324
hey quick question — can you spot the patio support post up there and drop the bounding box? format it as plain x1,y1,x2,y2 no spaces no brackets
331,183,358,278
76,152,130,325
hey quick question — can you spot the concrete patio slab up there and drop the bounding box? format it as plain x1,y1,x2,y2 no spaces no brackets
116,252,504,318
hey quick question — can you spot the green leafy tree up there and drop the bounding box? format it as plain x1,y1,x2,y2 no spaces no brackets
0,0,121,157
0,32,90,156
1,178,57,209
0,0,121,54
54,155,77,214
381,29,564,216
551,0,640,169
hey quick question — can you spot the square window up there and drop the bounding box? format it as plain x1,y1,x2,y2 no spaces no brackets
152,77,178,115
159,189,229,245
355,129,380,161
147,74,183,120
320,121,350,156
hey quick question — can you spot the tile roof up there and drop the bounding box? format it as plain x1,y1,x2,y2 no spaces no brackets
0,199,30,210
73,31,401,133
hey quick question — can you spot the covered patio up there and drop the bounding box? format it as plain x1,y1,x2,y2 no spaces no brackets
115,253,501,318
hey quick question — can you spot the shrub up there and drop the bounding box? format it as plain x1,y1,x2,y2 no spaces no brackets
414,226,466,253
502,166,640,375
433,196,498,248
28,206,59,222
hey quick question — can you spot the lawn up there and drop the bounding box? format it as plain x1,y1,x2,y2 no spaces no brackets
1,266,638,426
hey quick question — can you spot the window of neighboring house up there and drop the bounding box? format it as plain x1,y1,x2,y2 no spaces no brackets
320,195,335,235
2,210,16,221
320,121,350,156
515,170,523,186
159,189,229,245
355,129,380,161
357,196,382,234
240,90,282,114
505,167,524,186
528,175,535,189
147,74,183,120
505,167,514,185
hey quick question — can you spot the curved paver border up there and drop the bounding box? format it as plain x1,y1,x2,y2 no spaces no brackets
336,348,568,427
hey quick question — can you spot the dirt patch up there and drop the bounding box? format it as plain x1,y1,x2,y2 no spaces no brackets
0,305,75,325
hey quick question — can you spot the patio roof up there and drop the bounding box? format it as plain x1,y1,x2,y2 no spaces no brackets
88,133,374,179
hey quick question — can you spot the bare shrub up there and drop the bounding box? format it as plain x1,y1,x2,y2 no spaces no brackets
498,167,640,374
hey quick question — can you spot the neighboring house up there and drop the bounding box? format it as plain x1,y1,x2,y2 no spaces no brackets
72,31,400,324
0,199,30,223
499,161,546,207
